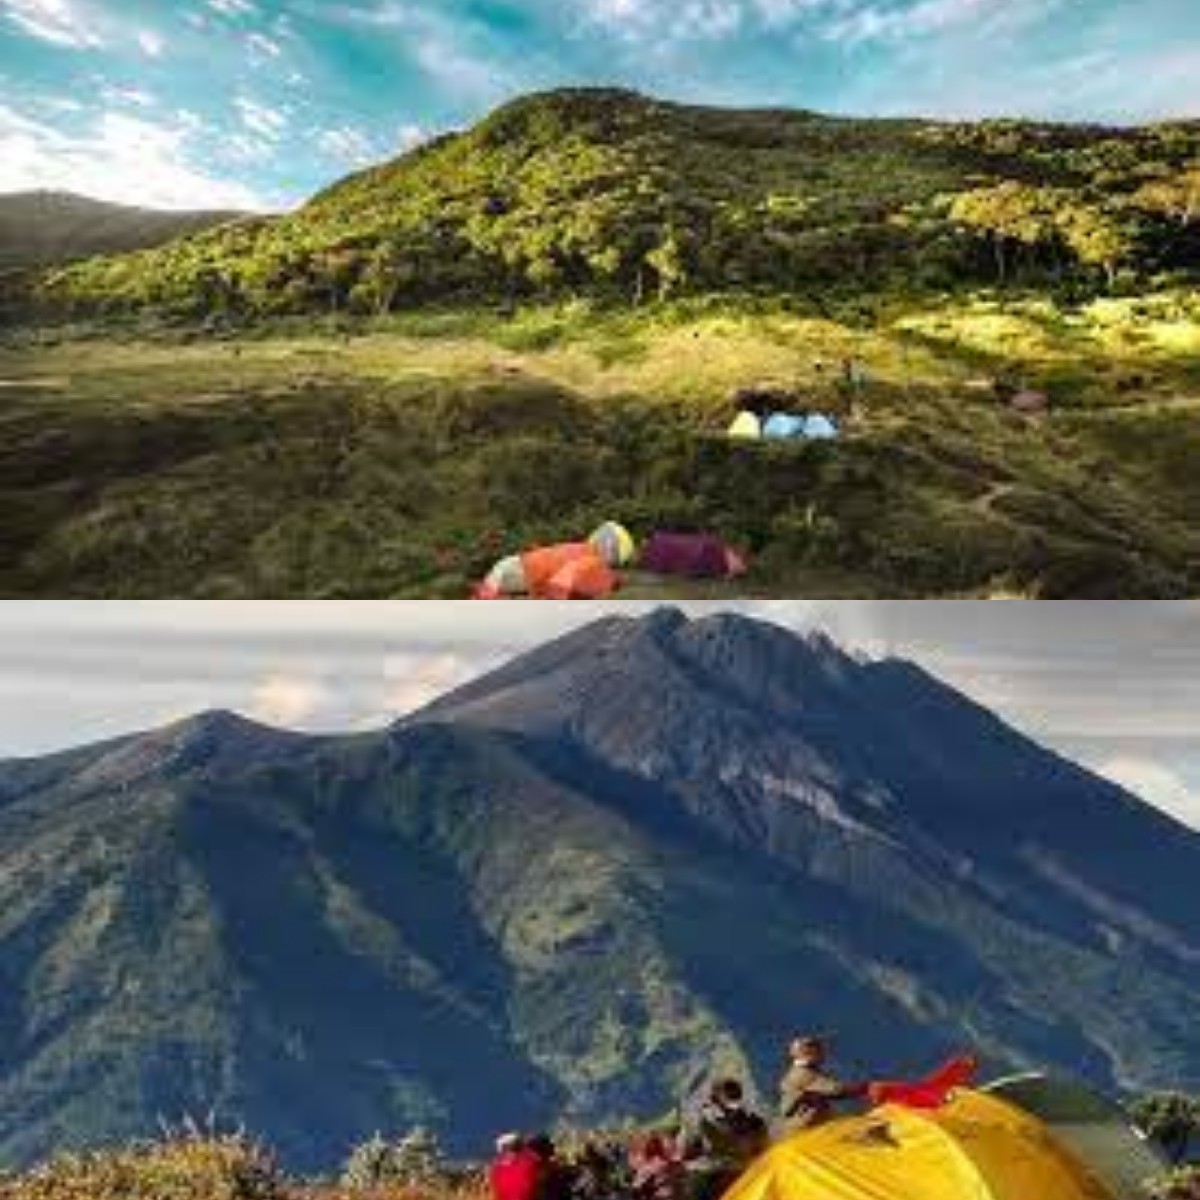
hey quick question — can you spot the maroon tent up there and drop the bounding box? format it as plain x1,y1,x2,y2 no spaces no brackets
641,532,744,579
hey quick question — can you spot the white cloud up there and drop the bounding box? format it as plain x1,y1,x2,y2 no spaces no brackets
207,0,256,15
249,673,332,727
821,0,1062,43
317,2,511,101
136,28,164,57
378,653,492,720
317,125,379,165
0,103,270,211
235,96,288,140
399,123,430,152
586,0,745,40
1101,757,1200,831
1,0,101,47
101,84,154,108
246,30,283,59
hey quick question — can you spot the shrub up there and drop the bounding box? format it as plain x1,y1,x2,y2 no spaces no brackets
1131,1093,1200,1165
0,1129,282,1200
1147,1167,1200,1199
340,1128,447,1191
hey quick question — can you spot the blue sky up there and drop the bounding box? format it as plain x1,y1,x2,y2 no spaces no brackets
1,601,1199,831
0,0,1198,210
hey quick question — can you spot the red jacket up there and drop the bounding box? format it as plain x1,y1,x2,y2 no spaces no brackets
490,1149,544,1200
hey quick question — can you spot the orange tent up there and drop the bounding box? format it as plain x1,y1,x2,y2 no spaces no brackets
522,543,618,600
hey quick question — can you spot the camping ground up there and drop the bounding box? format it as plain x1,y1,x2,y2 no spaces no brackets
3,289,1200,599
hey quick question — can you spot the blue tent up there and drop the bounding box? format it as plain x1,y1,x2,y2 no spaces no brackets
804,413,840,441
762,412,807,441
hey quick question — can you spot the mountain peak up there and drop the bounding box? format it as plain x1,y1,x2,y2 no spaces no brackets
164,708,285,739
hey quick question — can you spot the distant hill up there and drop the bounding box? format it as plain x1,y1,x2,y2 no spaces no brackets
1,611,1197,1170
0,190,246,270
23,88,1200,318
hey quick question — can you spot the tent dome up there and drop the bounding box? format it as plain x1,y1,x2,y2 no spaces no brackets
804,413,840,440
589,521,637,568
484,554,527,596
762,412,808,441
728,411,763,439
722,1090,1117,1200
983,1074,1165,1200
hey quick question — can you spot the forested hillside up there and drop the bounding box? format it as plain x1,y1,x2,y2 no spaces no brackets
25,89,1200,319
0,191,244,271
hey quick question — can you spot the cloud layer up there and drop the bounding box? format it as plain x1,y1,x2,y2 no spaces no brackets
1,601,1198,831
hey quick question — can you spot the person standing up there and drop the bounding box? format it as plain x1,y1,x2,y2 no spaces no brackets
778,1036,868,1133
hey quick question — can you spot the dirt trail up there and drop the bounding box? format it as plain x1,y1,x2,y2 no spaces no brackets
970,482,1018,518
0,377,71,390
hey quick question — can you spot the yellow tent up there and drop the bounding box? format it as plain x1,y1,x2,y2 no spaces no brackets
722,1090,1117,1200
728,411,762,439
589,521,637,568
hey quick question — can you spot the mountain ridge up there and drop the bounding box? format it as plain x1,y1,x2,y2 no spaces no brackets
21,87,1200,319
0,190,247,271
0,611,1197,1169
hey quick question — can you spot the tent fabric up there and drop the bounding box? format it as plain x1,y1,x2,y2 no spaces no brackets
762,412,808,441
641,532,740,579
721,1089,1117,1200
983,1075,1166,1200
519,543,617,600
589,522,637,568
520,543,594,596
804,414,840,440
484,554,528,597
729,411,763,439
543,554,618,600
869,1056,978,1110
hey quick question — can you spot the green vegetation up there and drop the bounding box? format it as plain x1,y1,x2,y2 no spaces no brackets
3,289,1200,598
4,89,1200,597
17,91,1200,318
0,1129,282,1200
1132,1094,1200,1166
340,1129,447,1191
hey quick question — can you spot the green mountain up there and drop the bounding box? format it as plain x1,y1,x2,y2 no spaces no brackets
0,613,1198,1171
25,89,1200,317
0,191,245,272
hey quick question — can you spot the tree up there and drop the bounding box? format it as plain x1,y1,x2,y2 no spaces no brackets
645,225,690,301
1057,205,1135,288
340,1126,446,1190
1131,1093,1200,1165
1136,163,1200,227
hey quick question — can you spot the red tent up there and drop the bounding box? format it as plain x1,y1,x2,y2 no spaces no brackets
641,532,745,579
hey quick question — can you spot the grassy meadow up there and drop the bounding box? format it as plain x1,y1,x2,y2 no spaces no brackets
2,288,1200,598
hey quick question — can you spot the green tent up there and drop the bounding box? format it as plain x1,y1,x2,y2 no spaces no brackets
984,1074,1167,1200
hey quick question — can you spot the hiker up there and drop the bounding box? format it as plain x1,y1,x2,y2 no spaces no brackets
571,1140,624,1200
778,1036,868,1132
841,359,868,394
630,1132,687,1200
490,1134,544,1200
684,1080,769,1200
528,1134,573,1200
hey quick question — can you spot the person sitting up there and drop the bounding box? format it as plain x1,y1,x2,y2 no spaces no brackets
490,1134,544,1200
570,1139,622,1200
630,1131,687,1200
527,1134,573,1200
778,1036,868,1133
685,1080,769,1200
